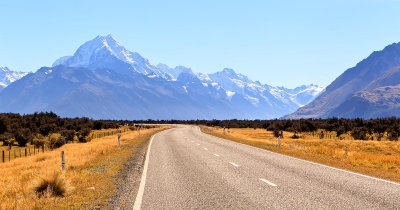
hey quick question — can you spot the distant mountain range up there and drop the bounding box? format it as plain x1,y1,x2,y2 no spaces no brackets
0,35,323,120
286,42,400,119
0,67,27,90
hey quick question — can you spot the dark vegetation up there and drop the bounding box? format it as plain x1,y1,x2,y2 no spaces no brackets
132,118,400,141
0,112,148,149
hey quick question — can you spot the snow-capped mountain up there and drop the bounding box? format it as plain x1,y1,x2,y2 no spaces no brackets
53,34,170,79
0,35,323,119
0,67,28,89
268,84,325,107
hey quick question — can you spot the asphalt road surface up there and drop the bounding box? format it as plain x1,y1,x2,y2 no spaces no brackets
133,125,400,210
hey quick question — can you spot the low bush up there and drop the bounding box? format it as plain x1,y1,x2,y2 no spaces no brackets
351,127,368,140
32,134,46,147
47,133,66,149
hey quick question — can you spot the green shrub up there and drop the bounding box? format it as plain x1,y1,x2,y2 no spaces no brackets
14,129,32,147
351,127,368,140
32,134,46,147
47,133,66,149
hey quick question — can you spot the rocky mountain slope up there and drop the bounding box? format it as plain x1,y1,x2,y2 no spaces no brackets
286,42,400,119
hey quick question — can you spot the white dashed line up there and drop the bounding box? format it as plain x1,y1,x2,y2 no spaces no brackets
204,148,208,151
213,154,220,157
260,178,277,187
229,162,240,167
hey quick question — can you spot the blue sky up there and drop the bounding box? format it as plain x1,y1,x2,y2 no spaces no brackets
1,0,400,88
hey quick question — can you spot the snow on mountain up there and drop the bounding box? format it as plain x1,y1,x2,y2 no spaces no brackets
0,67,28,88
156,63,194,80
0,34,324,119
205,68,323,107
269,84,325,107
52,34,324,109
53,34,170,79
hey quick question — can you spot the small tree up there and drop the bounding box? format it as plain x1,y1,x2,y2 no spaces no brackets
351,127,368,140
60,130,75,143
319,131,325,139
78,128,91,143
32,134,46,147
273,129,280,138
14,129,32,147
388,128,399,141
47,133,66,149
0,133,13,147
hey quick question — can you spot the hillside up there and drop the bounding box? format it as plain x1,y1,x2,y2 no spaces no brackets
287,42,400,119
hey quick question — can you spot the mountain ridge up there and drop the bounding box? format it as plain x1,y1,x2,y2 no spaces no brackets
286,41,400,119
0,35,324,119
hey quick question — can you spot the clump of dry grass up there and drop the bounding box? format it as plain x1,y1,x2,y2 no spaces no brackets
33,172,68,197
0,126,168,209
202,126,400,183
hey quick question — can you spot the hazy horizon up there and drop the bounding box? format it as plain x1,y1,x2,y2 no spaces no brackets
1,0,400,88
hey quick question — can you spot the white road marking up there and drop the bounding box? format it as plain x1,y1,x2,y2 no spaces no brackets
133,133,158,210
213,154,220,157
199,127,400,187
204,148,208,151
260,178,277,187
229,162,239,167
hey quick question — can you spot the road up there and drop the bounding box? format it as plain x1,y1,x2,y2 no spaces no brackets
133,125,400,210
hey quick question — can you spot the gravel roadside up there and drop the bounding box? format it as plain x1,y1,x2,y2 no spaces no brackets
109,136,149,209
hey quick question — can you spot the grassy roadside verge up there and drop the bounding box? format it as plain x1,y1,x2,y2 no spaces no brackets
0,126,170,209
201,126,400,183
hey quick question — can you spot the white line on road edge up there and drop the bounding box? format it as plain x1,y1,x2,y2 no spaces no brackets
213,154,220,157
198,127,400,186
229,162,240,167
204,148,208,151
133,133,157,210
260,178,277,187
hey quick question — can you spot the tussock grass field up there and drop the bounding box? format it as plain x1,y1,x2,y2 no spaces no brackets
0,126,168,210
202,126,400,183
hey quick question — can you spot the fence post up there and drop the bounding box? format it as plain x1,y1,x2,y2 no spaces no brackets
118,133,121,146
61,151,65,173
42,146,44,153
8,150,11,161
2,151,4,163
25,148,27,157
34,146,36,155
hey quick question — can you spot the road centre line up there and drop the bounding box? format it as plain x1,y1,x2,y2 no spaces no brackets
260,178,277,187
229,162,240,167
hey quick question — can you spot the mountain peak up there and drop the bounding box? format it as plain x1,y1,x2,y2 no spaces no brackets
222,68,236,75
0,67,10,72
0,67,27,88
53,34,139,68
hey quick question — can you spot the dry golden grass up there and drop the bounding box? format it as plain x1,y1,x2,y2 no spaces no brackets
202,126,400,183
0,126,169,210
